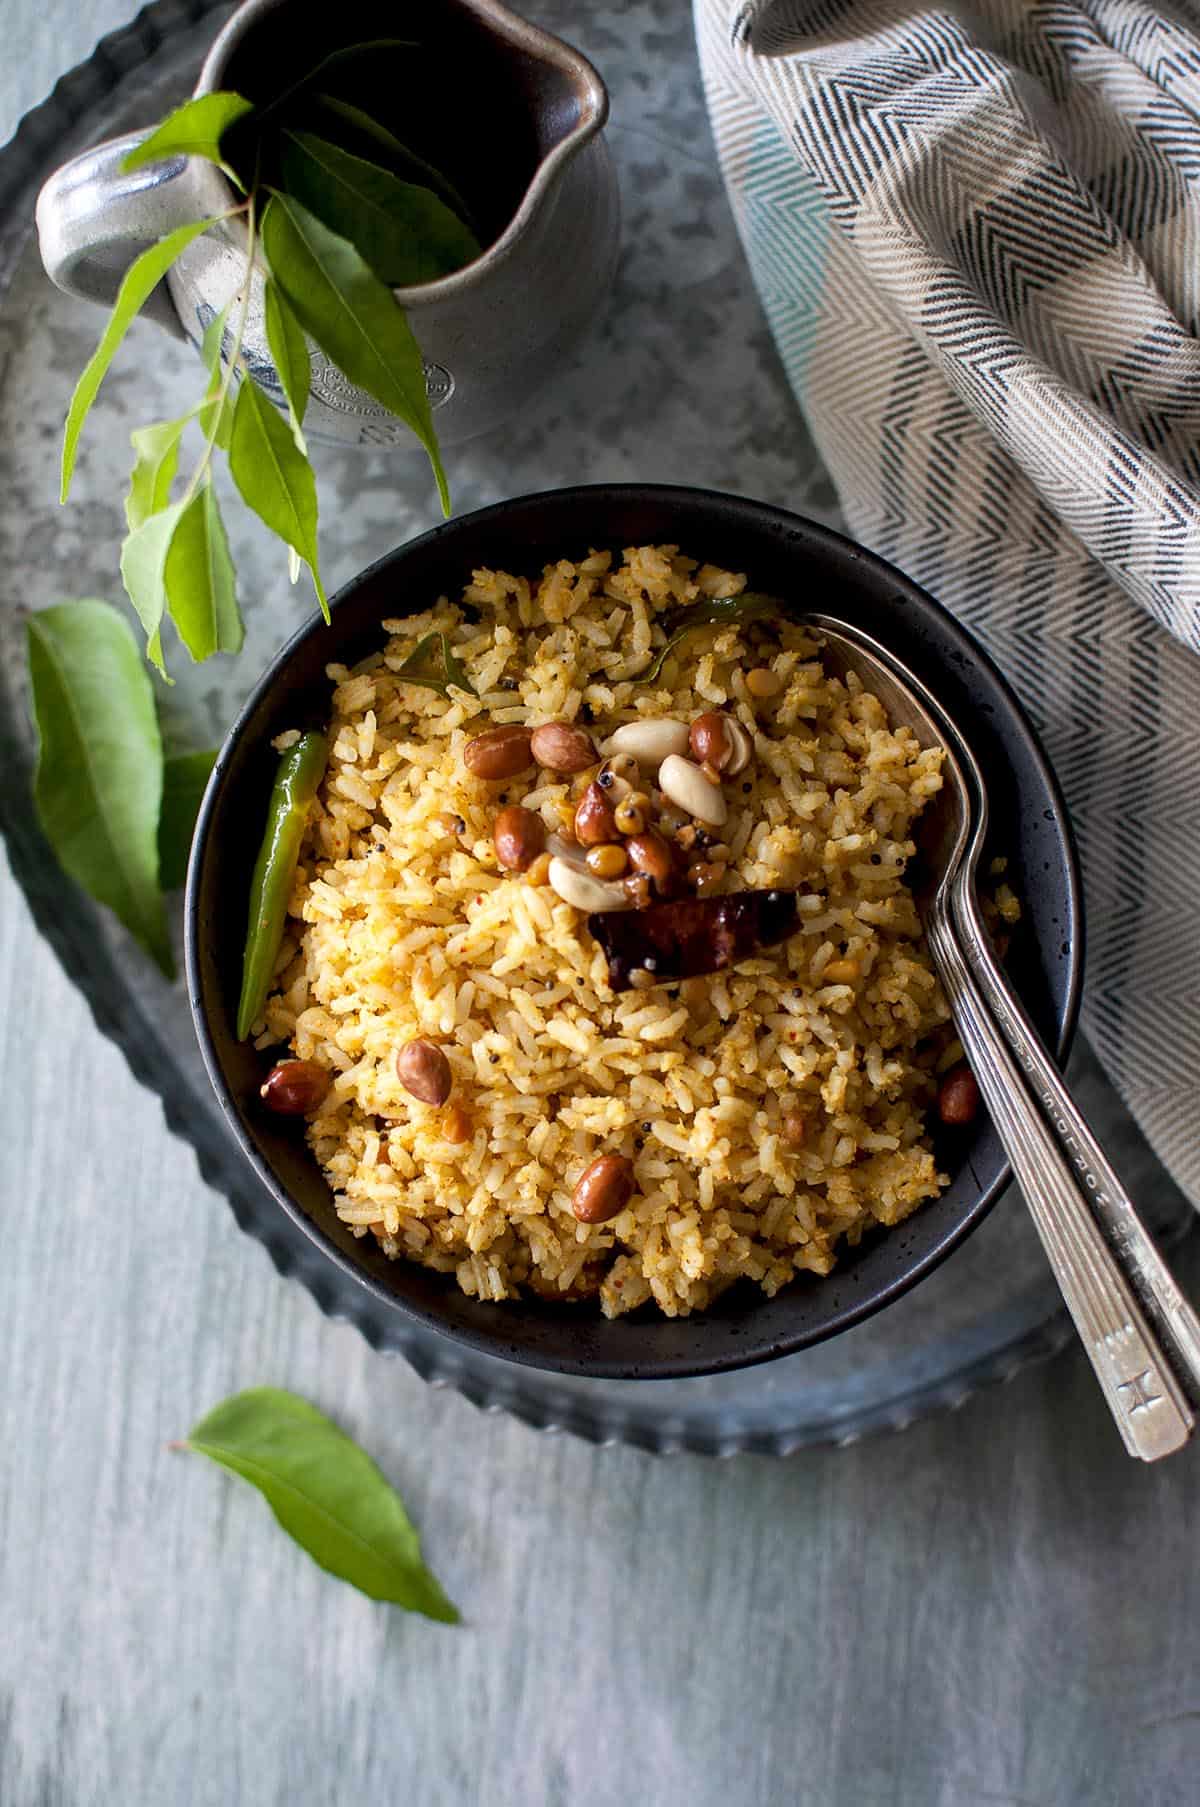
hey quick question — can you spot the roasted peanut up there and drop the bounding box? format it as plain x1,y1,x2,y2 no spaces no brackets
259,1059,330,1116
492,803,546,871
571,1153,636,1224
689,711,732,770
625,829,673,886
658,754,727,827
395,1038,453,1106
524,851,553,887
529,720,597,774
606,719,690,767
587,843,629,880
938,1066,980,1126
574,781,618,847
547,857,630,912
463,724,534,781
724,719,753,775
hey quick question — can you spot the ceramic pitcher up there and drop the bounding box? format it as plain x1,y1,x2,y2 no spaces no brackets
35,0,618,447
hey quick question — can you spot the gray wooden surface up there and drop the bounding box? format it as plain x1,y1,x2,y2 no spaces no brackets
4,9,1200,1806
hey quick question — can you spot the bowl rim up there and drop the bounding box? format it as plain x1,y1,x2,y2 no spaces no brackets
185,482,1084,1378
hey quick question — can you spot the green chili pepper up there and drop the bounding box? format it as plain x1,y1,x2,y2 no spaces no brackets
236,731,328,1041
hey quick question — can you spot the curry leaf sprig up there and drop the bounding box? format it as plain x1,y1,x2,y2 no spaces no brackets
60,45,479,679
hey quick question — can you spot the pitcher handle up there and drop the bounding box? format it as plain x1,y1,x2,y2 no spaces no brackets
36,131,203,339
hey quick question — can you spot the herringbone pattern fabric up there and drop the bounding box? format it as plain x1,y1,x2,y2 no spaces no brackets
695,0,1200,1201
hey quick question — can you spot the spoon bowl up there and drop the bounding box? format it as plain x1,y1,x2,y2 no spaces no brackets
804,612,977,921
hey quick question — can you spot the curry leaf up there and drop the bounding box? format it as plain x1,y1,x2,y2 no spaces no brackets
61,216,223,501
179,1388,459,1621
396,630,474,698
263,276,311,437
307,94,476,229
27,600,172,975
125,415,187,531
259,39,418,124
195,302,236,450
196,388,234,455
261,193,449,514
641,592,785,682
278,131,479,284
121,500,189,676
163,482,243,660
228,374,328,619
201,299,232,374
122,93,254,183
159,749,217,891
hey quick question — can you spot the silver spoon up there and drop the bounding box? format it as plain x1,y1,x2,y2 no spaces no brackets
808,613,1195,1460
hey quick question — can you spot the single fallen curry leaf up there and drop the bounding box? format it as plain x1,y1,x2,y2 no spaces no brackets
177,1387,459,1621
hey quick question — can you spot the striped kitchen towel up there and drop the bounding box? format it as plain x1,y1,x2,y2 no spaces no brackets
694,0,1200,1203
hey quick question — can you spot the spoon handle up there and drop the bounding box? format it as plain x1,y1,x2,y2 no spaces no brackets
926,909,1193,1461
952,886,1200,1407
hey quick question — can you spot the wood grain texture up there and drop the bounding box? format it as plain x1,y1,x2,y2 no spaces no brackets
4,7,1200,1805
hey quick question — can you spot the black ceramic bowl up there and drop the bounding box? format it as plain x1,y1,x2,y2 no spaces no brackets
186,484,1082,1379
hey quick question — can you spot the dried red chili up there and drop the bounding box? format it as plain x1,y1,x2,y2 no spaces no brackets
588,888,802,990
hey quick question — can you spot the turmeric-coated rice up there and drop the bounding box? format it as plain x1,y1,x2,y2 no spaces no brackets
257,545,952,1318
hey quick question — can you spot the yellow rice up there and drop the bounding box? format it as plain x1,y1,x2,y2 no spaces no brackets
258,545,953,1318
